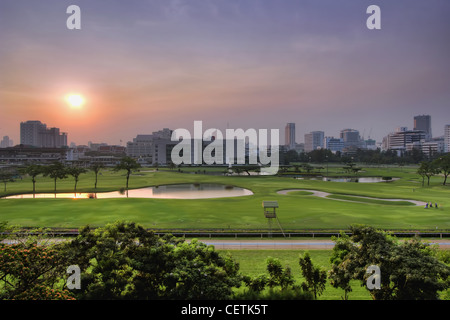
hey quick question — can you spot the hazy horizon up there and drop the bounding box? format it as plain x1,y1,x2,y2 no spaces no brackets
1,0,449,146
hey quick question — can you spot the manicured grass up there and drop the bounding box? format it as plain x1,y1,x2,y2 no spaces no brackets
0,165,449,231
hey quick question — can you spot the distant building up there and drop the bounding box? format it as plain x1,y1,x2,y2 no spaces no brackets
304,131,324,152
414,115,432,140
285,123,296,150
340,129,361,149
324,137,344,153
0,146,67,164
126,129,173,163
382,127,427,155
20,120,67,148
419,138,444,157
445,124,450,153
0,136,13,148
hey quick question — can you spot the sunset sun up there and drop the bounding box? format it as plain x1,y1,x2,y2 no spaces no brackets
66,94,84,108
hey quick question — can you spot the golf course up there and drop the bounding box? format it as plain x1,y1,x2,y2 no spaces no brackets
1,164,448,232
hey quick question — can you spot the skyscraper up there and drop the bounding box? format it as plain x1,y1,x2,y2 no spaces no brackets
285,123,295,150
445,124,450,153
414,115,432,140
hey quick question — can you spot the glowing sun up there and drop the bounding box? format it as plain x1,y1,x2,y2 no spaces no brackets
66,94,84,108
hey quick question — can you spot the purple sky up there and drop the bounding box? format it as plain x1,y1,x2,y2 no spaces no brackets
1,0,449,146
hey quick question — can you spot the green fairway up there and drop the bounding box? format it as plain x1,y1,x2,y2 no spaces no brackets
0,165,449,231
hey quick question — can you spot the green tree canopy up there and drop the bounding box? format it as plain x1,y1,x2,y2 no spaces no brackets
62,221,241,300
329,225,450,300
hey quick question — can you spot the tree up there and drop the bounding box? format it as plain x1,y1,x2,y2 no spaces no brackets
433,155,450,186
328,225,450,300
90,162,104,189
43,162,68,192
0,169,15,193
67,166,87,192
0,242,74,300
114,157,141,193
19,164,43,197
61,221,241,300
266,257,295,290
417,161,439,186
298,252,327,299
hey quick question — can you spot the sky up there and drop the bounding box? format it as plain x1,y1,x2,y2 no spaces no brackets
0,0,449,146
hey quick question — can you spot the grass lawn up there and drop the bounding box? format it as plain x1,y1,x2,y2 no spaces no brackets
0,164,449,231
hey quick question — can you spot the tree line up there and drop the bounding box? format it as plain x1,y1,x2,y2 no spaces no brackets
1,222,449,300
417,154,450,186
281,148,448,166
0,156,141,195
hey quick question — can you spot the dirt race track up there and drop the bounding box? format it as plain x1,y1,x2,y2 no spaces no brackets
197,239,450,250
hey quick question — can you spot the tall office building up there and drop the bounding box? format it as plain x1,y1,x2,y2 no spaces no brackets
304,131,324,152
445,124,450,153
20,120,67,148
414,115,432,140
285,123,296,150
340,129,361,148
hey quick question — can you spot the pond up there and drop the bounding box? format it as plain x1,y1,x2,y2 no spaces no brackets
3,184,254,200
295,176,399,183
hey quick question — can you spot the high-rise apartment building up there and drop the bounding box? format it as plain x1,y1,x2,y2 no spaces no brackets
445,124,450,153
20,120,67,148
285,123,296,150
414,115,432,140
304,131,324,152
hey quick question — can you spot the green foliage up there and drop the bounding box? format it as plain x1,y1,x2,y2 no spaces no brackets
329,225,450,300
42,162,68,192
114,157,141,190
0,243,73,300
433,154,450,185
67,166,87,191
90,162,105,189
298,252,327,299
62,221,241,300
417,161,439,186
18,164,43,194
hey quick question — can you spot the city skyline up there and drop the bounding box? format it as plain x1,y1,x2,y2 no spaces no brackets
1,1,449,146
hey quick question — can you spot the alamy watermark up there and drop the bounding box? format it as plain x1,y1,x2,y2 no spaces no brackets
170,121,280,175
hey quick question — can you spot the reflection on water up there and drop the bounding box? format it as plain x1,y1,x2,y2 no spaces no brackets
296,176,398,183
3,184,253,199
